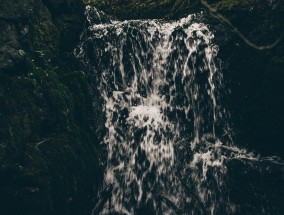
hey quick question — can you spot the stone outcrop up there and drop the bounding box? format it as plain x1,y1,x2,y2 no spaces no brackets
0,1,104,214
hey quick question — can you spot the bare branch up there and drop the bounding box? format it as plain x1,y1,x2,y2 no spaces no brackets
200,0,284,50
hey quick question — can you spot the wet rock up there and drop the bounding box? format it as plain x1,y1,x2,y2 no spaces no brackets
0,0,104,215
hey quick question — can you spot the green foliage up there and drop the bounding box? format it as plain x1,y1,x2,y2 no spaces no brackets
213,0,249,10
18,49,26,56
84,0,177,19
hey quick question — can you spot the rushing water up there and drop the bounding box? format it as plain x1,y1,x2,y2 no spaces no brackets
76,6,284,215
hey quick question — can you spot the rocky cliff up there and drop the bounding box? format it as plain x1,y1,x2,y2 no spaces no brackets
0,0,104,214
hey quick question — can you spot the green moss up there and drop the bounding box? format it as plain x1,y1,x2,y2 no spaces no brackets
85,0,176,19
213,0,249,10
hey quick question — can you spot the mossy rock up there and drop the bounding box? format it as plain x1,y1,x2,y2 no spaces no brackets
0,0,105,214
0,53,104,214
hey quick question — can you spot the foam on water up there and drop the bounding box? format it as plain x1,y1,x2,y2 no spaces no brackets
76,6,284,215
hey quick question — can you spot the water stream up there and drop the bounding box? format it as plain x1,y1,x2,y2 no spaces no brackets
76,6,284,215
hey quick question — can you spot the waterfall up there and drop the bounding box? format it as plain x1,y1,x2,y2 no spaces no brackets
76,6,284,215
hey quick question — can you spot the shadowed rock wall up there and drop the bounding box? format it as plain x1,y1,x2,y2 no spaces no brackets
0,0,104,214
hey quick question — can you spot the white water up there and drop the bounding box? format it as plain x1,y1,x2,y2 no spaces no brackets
76,6,284,215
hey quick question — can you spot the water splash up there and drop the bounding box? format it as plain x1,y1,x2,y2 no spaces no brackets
76,6,284,215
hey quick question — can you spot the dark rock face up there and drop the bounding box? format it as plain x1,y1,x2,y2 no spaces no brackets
0,0,104,215
212,0,284,157
0,0,56,71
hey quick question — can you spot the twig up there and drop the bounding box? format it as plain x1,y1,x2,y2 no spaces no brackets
92,184,113,215
35,138,53,150
34,138,66,150
178,176,208,215
159,194,184,215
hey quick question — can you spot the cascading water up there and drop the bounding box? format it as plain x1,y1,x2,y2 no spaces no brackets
76,6,284,215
